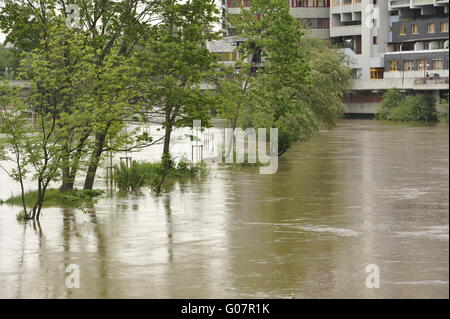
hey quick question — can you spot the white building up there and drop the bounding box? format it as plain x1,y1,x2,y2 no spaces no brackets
214,0,449,115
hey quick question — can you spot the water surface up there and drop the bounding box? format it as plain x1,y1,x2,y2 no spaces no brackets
0,120,448,298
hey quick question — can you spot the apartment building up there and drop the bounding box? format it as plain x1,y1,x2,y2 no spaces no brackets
214,0,449,114
339,0,449,114
222,0,331,37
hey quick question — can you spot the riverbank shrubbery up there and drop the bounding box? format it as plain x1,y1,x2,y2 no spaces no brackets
1,189,105,217
437,98,449,123
376,89,437,122
114,160,207,192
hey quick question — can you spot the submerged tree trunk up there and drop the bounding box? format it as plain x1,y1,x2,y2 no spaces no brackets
162,125,172,159
60,166,72,193
83,132,108,190
60,132,91,192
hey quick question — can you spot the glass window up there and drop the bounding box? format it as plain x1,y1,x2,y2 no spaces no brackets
215,52,238,61
411,24,419,35
300,18,330,29
403,60,414,71
370,68,384,79
418,59,429,71
388,61,399,71
440,22,448,33
432,59,444,70
427,24,435,33
398,25,407,36
292,0,330,6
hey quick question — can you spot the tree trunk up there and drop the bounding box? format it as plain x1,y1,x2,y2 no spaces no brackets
83,132,107,190
163,125,172,159
60,132,90,192
60,166,72,192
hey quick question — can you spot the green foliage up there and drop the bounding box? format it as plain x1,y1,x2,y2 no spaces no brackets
2,189,104,209
137,0,220,159
0,45,21,80
16,210,30,221
216,0,351,156
377,89,437,122
114,161,146,192
113,160,207,193
376,89,406,119
437,97,449,123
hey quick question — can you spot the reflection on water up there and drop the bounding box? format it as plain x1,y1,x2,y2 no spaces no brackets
0,120,448,298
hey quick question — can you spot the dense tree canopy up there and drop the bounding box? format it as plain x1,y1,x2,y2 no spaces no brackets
0,0,351,219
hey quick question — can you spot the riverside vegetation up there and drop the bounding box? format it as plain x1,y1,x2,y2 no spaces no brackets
376,89,448,122
0,0,350,220
114,160,207,193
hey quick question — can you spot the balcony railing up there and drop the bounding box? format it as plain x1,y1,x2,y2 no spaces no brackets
414,77,449,85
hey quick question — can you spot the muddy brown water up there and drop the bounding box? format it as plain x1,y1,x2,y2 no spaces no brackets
0,120,448,298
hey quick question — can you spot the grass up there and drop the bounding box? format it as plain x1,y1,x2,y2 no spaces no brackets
114,160,208,192
1,189,105,208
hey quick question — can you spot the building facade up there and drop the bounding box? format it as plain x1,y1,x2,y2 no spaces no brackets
215,0,449,115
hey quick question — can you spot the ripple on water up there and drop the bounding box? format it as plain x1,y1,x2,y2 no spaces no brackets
245,222,359,237
395,225,449,241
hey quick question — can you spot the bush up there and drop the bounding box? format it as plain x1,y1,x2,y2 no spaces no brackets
114,161,146,192
376,89,437,122
2,189,104,211
113,160,208,192
376,89,405,119
16,210,30,221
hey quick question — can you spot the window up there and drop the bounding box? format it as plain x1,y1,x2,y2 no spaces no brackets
418,59,429,71
215,52,238,61
411,24,419,35
398,25,407,36
292,0,330,7
300,18,330,29
227,0,250,7
373,36,378,45
440,22,448,33
370,68,384,79
403,60,414,71
427,24,435,33
432,59,444,70
351,68,362,80
388,60,399,71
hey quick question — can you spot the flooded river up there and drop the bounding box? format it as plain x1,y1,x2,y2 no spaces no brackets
0,120,448,298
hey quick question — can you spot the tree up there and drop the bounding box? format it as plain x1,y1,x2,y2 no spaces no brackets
0,45,21,80
377,89,437,122
217,0,350,156
0,84,29,216
138,0,219,167
81,51,144,190
1,0,162,191
376,88,405,120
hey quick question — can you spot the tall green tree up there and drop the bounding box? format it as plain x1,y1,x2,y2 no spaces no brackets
0,84,29,215
138,0,219,166
0,45,21,80
1,0,161,191
218,0,350,155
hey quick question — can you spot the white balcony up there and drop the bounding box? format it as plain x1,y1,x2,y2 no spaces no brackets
350,72,449,91
330,24,362,37
331,1,362,14
290,7,330,19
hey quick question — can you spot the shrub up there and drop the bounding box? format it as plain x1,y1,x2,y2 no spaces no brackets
376,89,405,119
377,89,437,122
114,161,146,192
3,189,104,213
113,160,208,193
16,210,30,221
